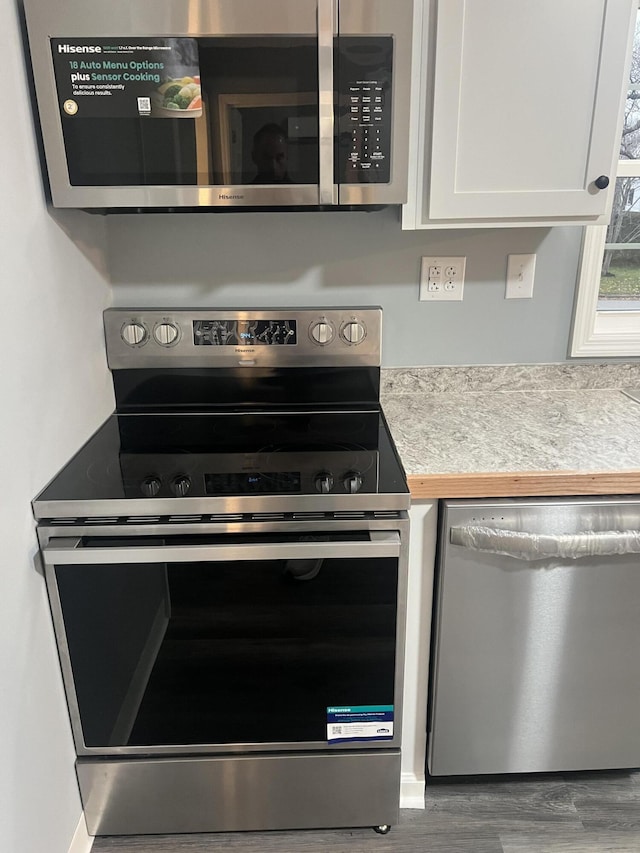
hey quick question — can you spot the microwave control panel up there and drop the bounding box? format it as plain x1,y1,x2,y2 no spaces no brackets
337,37,393,184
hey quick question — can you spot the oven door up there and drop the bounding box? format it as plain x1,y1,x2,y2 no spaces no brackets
42,528,403,757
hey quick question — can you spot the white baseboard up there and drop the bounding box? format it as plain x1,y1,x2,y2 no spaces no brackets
399,773,425,809
68,814,93,853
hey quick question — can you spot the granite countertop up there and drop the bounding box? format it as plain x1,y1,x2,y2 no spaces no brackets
380,364,640,498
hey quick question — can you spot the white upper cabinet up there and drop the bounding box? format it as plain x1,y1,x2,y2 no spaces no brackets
403,0,637,229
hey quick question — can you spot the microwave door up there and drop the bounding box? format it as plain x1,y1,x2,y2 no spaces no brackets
25,0,325,209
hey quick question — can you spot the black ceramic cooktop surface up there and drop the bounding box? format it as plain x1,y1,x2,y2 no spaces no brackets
36,411,408,503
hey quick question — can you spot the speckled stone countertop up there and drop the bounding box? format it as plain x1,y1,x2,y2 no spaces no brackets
380,364,640,498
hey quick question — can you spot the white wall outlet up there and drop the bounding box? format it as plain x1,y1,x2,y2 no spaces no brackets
506,253,536,299
420,256,466,301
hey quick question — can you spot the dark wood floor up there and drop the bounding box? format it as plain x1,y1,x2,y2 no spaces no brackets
92,770,640,852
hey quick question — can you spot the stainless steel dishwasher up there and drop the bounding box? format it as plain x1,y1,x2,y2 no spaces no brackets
428,496,640,777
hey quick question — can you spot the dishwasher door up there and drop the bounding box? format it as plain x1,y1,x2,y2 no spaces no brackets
429,497,640,776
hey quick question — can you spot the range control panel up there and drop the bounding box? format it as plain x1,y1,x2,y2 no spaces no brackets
104,307,382,369
337,37,393,184
120,450,378,499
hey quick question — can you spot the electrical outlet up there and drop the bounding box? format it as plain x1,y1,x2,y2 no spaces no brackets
420,256,466,301
506,254,536,299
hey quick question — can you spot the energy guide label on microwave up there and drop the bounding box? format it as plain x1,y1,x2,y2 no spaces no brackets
51,38,202,119
326,705,394,743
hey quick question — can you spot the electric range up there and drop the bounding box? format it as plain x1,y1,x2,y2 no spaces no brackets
32,307,410,837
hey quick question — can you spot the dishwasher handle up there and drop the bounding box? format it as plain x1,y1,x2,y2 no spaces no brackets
450,525,640,562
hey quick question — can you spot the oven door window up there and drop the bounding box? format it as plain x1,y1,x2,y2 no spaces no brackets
52,539,398,750
58,37,319,188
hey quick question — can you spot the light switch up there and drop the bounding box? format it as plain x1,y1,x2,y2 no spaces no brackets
506,254,536,299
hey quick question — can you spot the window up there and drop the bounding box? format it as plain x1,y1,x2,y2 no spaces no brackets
571,4,640,357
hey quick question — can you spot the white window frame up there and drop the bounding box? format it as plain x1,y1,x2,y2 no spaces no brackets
571,3,640,357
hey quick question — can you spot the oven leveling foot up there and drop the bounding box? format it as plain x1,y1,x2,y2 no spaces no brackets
374,825,391,834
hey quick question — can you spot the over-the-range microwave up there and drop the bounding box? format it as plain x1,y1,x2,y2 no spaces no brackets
22,0,413,212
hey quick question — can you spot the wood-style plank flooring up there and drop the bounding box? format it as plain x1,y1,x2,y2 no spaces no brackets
92,770,640,853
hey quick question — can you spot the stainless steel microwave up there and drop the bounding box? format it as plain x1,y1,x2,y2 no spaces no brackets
22,0,413,212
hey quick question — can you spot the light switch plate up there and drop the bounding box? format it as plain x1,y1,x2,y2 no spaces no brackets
506,254,536,299
420,256,466,301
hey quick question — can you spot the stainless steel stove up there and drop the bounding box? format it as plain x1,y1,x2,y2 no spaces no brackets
33,307,410,837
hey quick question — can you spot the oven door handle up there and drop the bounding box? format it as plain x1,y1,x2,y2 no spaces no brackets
42,532,401,565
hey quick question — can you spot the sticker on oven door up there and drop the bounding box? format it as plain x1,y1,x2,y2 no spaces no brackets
326,705,394,743
51,38,202,119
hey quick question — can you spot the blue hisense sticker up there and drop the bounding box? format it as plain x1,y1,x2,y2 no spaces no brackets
326,705,394,743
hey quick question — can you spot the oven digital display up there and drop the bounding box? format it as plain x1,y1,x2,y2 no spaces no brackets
205,472,301,494
193,320,297,346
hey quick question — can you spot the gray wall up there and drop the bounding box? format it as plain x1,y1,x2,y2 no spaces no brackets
109,207,583,366
1,4,114,852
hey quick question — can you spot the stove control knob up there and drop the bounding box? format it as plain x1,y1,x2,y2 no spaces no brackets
341,320,366,345
314,472,334,494
310,321,334,345
171,475,191,497
343,471,363,493
140,476,161,497
154,322,180,346
121,322,148,347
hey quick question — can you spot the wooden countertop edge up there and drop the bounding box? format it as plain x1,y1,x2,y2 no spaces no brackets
407,470,640,499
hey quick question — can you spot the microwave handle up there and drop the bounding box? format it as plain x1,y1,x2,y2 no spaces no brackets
42,532,401,566
318,0,336,204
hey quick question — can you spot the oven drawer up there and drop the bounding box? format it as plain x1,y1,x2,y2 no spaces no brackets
78,750,401,835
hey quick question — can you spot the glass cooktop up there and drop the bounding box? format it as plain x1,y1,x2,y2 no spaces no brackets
35,410,408,506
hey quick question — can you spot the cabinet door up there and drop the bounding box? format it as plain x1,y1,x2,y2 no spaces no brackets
427,0,635,221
